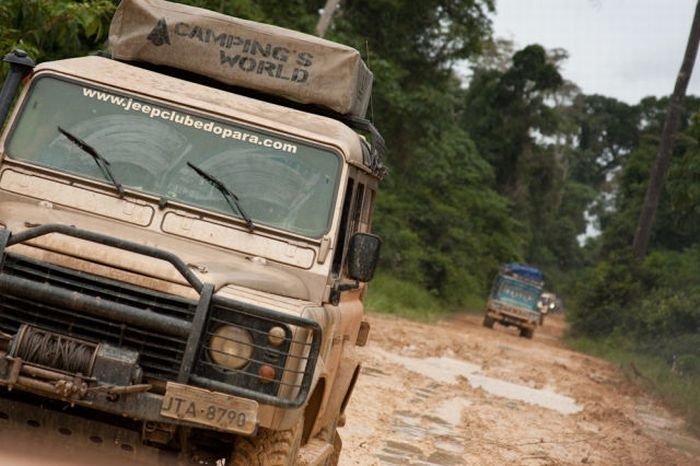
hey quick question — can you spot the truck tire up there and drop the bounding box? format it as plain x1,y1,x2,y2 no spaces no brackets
482,315,495,329
519,327,534,339
230,418,303,466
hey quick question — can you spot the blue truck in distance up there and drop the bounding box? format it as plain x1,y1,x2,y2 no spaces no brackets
482,264,544,339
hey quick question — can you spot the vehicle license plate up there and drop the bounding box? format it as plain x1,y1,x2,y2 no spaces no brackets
160,382,258,434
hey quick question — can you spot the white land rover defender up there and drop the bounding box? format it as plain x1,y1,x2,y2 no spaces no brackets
0,1,384,465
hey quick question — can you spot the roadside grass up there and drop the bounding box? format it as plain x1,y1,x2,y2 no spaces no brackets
569,335,700,436
365,274,443,321
365,273,486,321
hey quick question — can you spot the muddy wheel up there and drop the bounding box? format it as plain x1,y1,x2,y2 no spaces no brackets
519,327,534,339
482,315,495,329
230,418,303,466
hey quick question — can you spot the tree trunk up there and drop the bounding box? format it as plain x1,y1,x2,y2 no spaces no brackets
316,0,341,37
632,0,700,260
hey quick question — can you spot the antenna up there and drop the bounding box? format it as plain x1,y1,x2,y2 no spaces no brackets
365,39,375,124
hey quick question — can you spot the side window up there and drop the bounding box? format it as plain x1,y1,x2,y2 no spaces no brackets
331,178,366,277
361,188,375,232
332,178,354,275
348,182,365,236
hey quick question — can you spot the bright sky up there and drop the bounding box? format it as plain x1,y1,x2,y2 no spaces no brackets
491,0,700,104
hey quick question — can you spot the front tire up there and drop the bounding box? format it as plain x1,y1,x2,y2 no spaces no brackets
483,315,495,329
230,418,303,466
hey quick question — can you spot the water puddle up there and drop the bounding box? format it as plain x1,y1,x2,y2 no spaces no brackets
432,398,472,427
468,373,581,414
376,348,581,415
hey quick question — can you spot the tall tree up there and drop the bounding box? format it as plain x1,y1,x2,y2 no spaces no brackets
633,0,700,259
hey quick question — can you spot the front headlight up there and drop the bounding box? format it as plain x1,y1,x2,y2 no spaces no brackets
209,325,254,370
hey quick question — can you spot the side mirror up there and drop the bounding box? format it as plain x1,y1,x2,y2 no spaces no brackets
346,232,381,282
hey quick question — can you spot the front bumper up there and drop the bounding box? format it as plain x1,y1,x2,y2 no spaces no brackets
0,394,178,466
486,308,538,329
0,224,321,431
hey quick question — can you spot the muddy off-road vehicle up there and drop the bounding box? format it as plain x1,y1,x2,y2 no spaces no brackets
536,291,558,325
482,264,543,339
0,0,384,464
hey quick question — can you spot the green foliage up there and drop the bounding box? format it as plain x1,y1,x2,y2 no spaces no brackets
501,45,563,99
635,291,700,338
364,273,445,321
597,97,700,257
183,0,319,32
0,0,116,75
566,93,700,433
333,0,494,79
569,244,700,340
567,252,640,337
463,44,564,189
461,42,597,277
566,245,700,433
323,0,519,307
571,94,639,186
630,247,700,337
373,121,522,304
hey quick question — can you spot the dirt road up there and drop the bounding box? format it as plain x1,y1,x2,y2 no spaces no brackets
339,313,700,466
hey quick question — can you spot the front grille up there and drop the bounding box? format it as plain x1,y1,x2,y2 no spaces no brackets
0,253,197,380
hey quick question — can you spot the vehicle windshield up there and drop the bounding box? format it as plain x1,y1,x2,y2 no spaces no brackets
5,76,341,238
493,276,541,311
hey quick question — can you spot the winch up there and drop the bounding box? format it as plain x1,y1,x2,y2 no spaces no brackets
0,325,145,400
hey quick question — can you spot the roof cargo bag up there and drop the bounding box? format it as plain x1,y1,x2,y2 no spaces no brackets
109,0,373,118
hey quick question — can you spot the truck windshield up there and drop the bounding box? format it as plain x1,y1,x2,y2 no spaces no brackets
5,76,341,238
493,276,540,311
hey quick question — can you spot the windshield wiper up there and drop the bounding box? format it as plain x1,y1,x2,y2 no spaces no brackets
57,126,124,197
187,161,254,232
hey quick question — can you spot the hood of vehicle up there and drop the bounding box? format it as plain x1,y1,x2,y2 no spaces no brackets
0,198,314,302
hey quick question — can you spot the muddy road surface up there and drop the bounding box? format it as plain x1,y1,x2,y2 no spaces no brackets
1,313,699,465
339,313,700,466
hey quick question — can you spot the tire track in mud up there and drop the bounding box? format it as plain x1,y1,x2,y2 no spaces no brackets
372,379,466,466
339,313,700,466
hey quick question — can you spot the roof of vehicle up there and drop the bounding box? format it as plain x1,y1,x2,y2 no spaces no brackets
31,56,368,169
502,263,544,283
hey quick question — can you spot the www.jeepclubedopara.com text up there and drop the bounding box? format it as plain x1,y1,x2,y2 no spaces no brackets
82,87,299,154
